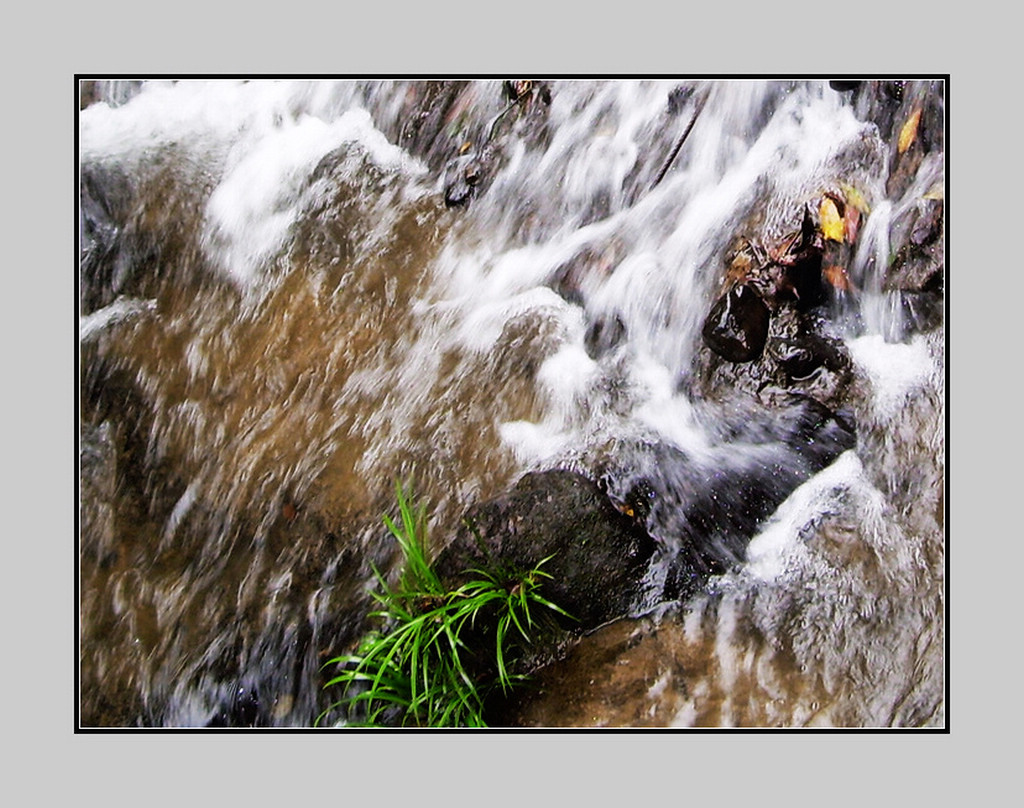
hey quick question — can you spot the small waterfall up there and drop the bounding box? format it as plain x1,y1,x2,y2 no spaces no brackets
78,78,944,727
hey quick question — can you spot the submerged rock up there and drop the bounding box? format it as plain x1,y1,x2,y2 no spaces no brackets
599,395,857,601
584,314,627,359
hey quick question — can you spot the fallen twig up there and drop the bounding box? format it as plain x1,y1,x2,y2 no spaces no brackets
649,86,711,193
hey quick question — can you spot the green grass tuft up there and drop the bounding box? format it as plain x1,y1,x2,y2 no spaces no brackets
317,481,572,728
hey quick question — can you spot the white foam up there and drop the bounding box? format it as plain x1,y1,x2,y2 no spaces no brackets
454,285,571,354
847,333,934,414
536,340,597,410
82,82,427,289
744,450,863,581
203,108,422,286
79,297,156,342
631,354,707,453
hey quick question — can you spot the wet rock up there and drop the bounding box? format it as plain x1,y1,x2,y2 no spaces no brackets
696,299,855,416
206,685,261,727
850,80,911,143
80,163,132,314
829,80,862,93
695,202,856,412
767,330,849,383
701,284,771,362
768,336,824,380
443,154,481,208
80,79,100,109
441,146,495,209
878,197,944,339
721,208,826,315
873,290,944,342
900,289,943,332
839,80,945,199
433,469,657,630
395,80,475,172
79,147,218,314
887,198,944,293
880,82,944,199
434,81,554,211
549,240,627,307
910,198,943,248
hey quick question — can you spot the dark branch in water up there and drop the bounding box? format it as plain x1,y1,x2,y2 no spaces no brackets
486,80,551,145
486,98,522,144
649,87,711,193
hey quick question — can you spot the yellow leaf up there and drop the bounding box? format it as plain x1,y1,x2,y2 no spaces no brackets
898,108,922,154
923,182,944,201
819,196,845,242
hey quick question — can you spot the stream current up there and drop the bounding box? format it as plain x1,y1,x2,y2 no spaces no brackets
78,78,945,728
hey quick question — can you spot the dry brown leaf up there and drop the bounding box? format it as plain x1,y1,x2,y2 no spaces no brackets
844,205,861,244
824,265,854,293
898,108,922,154
726,251,752,284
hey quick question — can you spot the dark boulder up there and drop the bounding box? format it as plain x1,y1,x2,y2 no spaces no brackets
433,470,657,630
701,283,771,362
432,396,854,643
829,80,862,93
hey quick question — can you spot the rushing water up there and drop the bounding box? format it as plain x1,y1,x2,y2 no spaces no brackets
78,78,945,728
